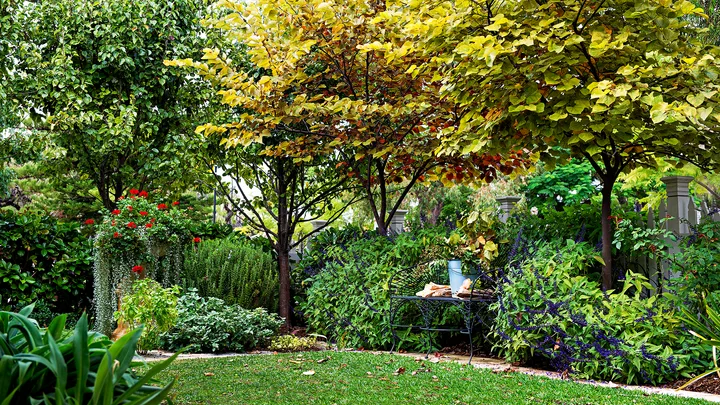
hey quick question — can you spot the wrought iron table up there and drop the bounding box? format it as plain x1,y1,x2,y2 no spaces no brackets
388,262,497,364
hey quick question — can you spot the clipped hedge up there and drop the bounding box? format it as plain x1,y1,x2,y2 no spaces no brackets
182,237,278,311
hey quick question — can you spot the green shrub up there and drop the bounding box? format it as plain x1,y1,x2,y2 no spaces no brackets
161,290,283,353
0,304,178,404
297,227,466,350
182,237,278,310
680,299,720,390
114,279,180,352
269,335,318,352
0,210,93,314
672,220,720,296
492,241,708,385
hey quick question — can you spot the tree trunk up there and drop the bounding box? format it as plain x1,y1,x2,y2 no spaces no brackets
277,247,292,328
600,176,616,291
276,160,293,328
376,217,388,236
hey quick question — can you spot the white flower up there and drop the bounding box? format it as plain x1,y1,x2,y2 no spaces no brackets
530,207,539,216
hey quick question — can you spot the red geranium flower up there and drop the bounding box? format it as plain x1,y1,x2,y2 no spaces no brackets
193,237,201,243
145,223,153,229
127,222,137,229
129,189,139,195
139,211,148,216
132,265,144,274
113,232,121,238
118,196,125,200
139,190,148,198
130,196,137,200
172,201,180,206
150,218,156,223
112,209,121,215
157,203,168,210
84,219,95,225
127,206,133,212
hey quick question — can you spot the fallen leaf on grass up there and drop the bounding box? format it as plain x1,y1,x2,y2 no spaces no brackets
429,358,440,364
393,367,406,376
289,360,303,364
302,370,315,376
204,372,215,377
317,357,330,364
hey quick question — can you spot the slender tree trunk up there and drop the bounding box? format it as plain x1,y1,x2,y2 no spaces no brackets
276,161,293,328
600,175,617,291
277,247,292,328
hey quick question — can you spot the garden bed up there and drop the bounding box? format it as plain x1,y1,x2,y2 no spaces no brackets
665,375,720,396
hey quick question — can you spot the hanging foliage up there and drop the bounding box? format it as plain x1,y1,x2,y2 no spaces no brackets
93,190,196,336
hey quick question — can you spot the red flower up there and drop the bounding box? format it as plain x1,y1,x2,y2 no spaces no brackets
157,203,168,210
139,190,148,198
118,196,125,200
130,196,137,200
113,232,121,238
139,211,148,216
111,220,116,226
127,206,133,212
84,219,95,225
145,223,153,229
129,189,139,195
193,237,201,243
172,201,180,206
112,209,121,215
127,222,137,229
150,218,156,223
132,265,144,274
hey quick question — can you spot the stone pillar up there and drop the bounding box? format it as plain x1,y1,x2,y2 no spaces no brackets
388,210,408,234
496,196,522,223
661,176,694,236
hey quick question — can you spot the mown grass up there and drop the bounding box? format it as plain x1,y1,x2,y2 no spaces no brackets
151,351,711,405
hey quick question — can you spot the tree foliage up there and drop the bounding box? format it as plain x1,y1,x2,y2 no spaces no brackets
1,0,216,209
399,0,720,289
168,0,525,234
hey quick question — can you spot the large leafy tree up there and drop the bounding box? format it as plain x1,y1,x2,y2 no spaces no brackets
400,0,720,290
1,0,215,210
192,131,358,327
170,0,525,235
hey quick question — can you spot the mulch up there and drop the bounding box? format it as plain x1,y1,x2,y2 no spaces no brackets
664,374,720,395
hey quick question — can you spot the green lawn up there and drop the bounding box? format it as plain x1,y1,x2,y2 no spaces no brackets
150,351,711,405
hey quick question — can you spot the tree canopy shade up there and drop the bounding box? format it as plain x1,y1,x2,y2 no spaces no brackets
396,0,720,290
0,0,216,209
167,0,526,235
